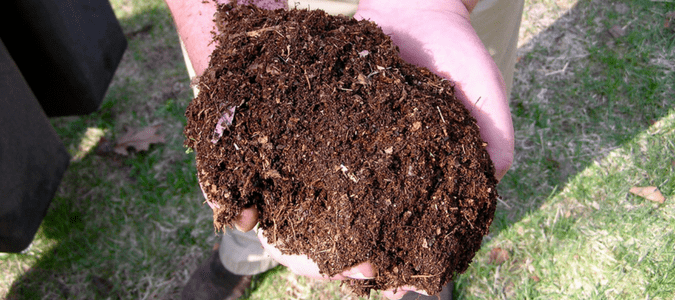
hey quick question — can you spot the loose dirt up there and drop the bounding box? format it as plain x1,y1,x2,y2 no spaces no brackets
184,3,498,296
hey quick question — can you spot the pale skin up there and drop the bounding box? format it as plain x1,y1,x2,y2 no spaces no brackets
166,0,514,298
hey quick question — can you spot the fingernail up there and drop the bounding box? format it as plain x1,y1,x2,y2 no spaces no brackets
345,271,375,280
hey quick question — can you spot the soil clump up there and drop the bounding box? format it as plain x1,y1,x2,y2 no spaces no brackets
184,3,498,296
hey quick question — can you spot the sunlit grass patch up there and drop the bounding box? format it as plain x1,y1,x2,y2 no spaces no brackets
459,109,675,299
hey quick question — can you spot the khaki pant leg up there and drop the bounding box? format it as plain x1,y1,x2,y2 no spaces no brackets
471,0,525,98
290,0,359,17
218,228,280,275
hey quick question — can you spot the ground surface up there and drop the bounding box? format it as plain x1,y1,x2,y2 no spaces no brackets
1,0,674,299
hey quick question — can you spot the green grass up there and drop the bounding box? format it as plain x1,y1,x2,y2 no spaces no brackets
1,0,674,299
456,0,675,299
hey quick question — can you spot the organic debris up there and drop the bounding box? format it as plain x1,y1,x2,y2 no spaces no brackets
184,4,498,296
629,186,665,204
114,124,165,155
489,247,510,265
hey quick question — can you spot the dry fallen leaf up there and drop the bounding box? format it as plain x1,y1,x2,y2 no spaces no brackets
489,247,509,265
609,25,626,39
666,11,675,29
629,186,665,204
114,124,165,155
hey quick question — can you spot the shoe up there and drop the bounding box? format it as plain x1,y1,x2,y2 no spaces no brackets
400,281,453,300
181,247,252,300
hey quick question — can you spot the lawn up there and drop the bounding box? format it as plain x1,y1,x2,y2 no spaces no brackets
1,0,674,299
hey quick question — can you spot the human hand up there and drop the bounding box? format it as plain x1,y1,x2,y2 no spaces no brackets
174,0,377,288
349,0,515,298
355,0,515,182
179,0,514,298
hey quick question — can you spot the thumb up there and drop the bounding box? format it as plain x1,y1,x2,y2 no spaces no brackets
234,207,258,232
341,262,376,280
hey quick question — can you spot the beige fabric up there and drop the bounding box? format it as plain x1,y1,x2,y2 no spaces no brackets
218,227,278,275
181,0,524,275
471,0,525,98
290,0,359,16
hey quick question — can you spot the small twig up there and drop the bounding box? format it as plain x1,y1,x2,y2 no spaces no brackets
545,61,569,76
467,96,481,113
303,69,311,90
245,25,287,37
274,30,285,38
622,18,637,30
436,106,446,123
497,197,511,209
463,213,474,229
410,274,438,278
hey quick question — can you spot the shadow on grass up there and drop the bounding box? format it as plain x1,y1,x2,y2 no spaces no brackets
455,0,674,296
491,0,673,238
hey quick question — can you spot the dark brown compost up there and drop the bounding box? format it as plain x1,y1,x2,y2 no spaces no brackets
183,3,498,296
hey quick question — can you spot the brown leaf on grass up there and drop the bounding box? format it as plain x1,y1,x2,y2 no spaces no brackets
629,186,665,204
114,125,165,155
666,11,675,29
489,247,509,265
609,25,626,39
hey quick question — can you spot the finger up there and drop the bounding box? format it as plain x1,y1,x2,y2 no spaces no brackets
382,285,427,300
341,262,376,280
382,289,407,300
258,230,371,280
258,230,327,279
233,207,259,232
